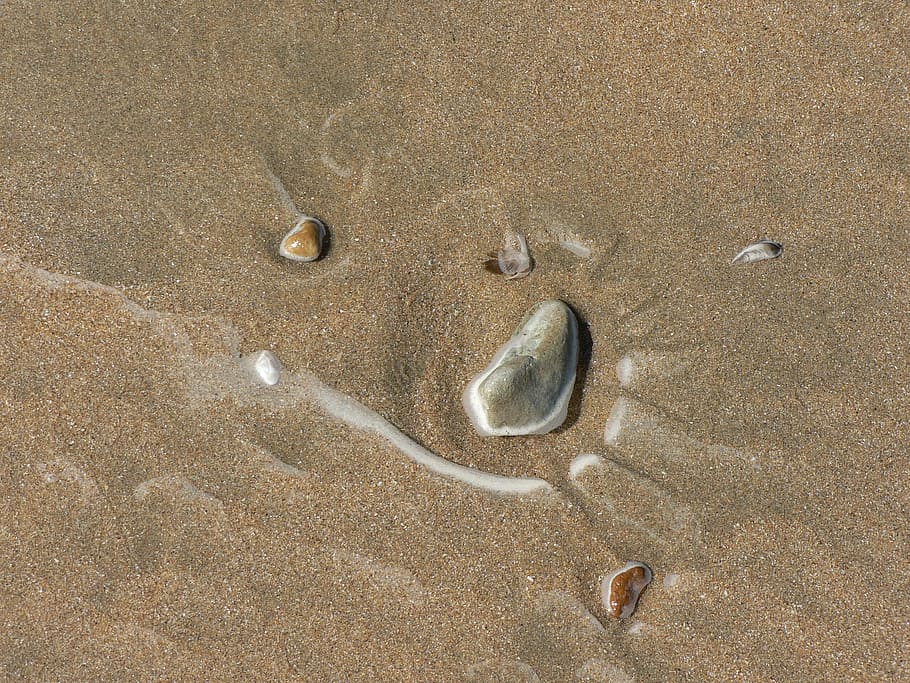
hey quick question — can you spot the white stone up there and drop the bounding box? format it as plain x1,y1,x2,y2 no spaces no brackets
462,300,579,436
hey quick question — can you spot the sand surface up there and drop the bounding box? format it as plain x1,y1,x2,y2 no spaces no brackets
1,1,908,681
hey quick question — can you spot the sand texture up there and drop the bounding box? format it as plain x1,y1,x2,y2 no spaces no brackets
1,1,908,681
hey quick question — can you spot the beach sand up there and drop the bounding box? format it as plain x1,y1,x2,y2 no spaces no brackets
1,1,908,680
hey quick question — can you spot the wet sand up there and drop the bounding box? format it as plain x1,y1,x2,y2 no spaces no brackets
1,2,908,680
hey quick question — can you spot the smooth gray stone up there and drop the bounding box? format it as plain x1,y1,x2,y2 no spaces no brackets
463,300,579,436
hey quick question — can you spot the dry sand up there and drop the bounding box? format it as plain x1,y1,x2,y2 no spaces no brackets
1,1,908,681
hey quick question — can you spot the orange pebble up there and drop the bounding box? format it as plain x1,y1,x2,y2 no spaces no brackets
279,216,325,262
601,561,652,619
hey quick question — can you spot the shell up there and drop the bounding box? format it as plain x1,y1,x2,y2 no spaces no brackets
279,216,325,262
600,561,652,619
484,231,533,279
462,300,578,437
242,350,282,386
731,239,783,265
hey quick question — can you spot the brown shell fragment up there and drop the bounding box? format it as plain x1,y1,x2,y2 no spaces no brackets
601,561,653,619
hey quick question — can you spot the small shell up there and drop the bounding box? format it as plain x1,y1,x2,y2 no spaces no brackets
279,216,325,262
242,350,282,386
600,561,652,619
731,239,783,265
483,231,533,279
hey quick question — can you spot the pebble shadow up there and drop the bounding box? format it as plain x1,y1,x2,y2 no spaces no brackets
557,303,593,433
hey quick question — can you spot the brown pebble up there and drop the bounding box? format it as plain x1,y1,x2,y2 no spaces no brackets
601,561,652,619
279,216,325,262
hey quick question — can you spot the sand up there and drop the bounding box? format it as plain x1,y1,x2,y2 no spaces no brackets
1,1,908,680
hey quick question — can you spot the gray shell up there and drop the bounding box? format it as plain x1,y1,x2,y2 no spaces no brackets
731,239,783,265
